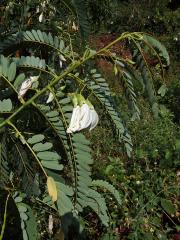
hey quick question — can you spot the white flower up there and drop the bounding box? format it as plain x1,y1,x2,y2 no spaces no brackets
67,95,99,133
59,54,66,62
59,60,63,68
46,92,54,104
18,78,32,98
59,55,66,68
36,6,40,13
72,22,78,31
41,1,47,8
39,12,43,22
18,76,39,98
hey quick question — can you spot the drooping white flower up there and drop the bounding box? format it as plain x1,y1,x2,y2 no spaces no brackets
39,12,43,22
46,92,54,104
18,76,39,98
67,94,99,133
18,78,32,98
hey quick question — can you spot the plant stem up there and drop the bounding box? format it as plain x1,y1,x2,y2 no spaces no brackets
7,121,48,178
0,32,142,129
0,194,10,240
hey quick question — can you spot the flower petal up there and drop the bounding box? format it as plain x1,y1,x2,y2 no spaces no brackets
30,75,39,82
67,106,81,133
59,54,66,62
89,109,99,131
39,13,43,22
18,78,32,98
79,104,92,130
46,92,54,104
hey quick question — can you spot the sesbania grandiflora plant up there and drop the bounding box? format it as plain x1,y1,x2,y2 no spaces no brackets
0,29,169,238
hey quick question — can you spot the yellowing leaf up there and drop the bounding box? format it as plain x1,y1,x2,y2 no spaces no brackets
47,177,57,202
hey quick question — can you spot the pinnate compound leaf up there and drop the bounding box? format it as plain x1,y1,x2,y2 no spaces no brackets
92,180,122,205
143,34,170,65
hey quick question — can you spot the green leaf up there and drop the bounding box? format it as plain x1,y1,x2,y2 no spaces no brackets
22,229,28,240
48,33,54,45
175,139,180,151
1,56,8,77
14,196,23,203
73,134,90,145
14,73,26,89
161,198,176,215
0,99,12,112
18,205,27,213
158,84,167,97
32,142,53,152
25,205,38,240
20,212,28,221
32,29,40,42
42,161,63,170
59,39,65,50
8,62,16,82
143,34,170,65
57,191,73,216
56,182,74,196
46,111,59,117
37,30,44,42
37,151,60,161
27,134,45,144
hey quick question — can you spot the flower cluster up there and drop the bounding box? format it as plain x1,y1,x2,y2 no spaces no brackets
67,94,99,133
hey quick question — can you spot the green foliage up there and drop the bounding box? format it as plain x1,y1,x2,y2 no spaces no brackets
0,6,172,239
13,192,38,240
143,34,170,66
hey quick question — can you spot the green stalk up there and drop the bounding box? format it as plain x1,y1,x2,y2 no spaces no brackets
0,194,10,240
7,121,48,178
0,32,141,129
